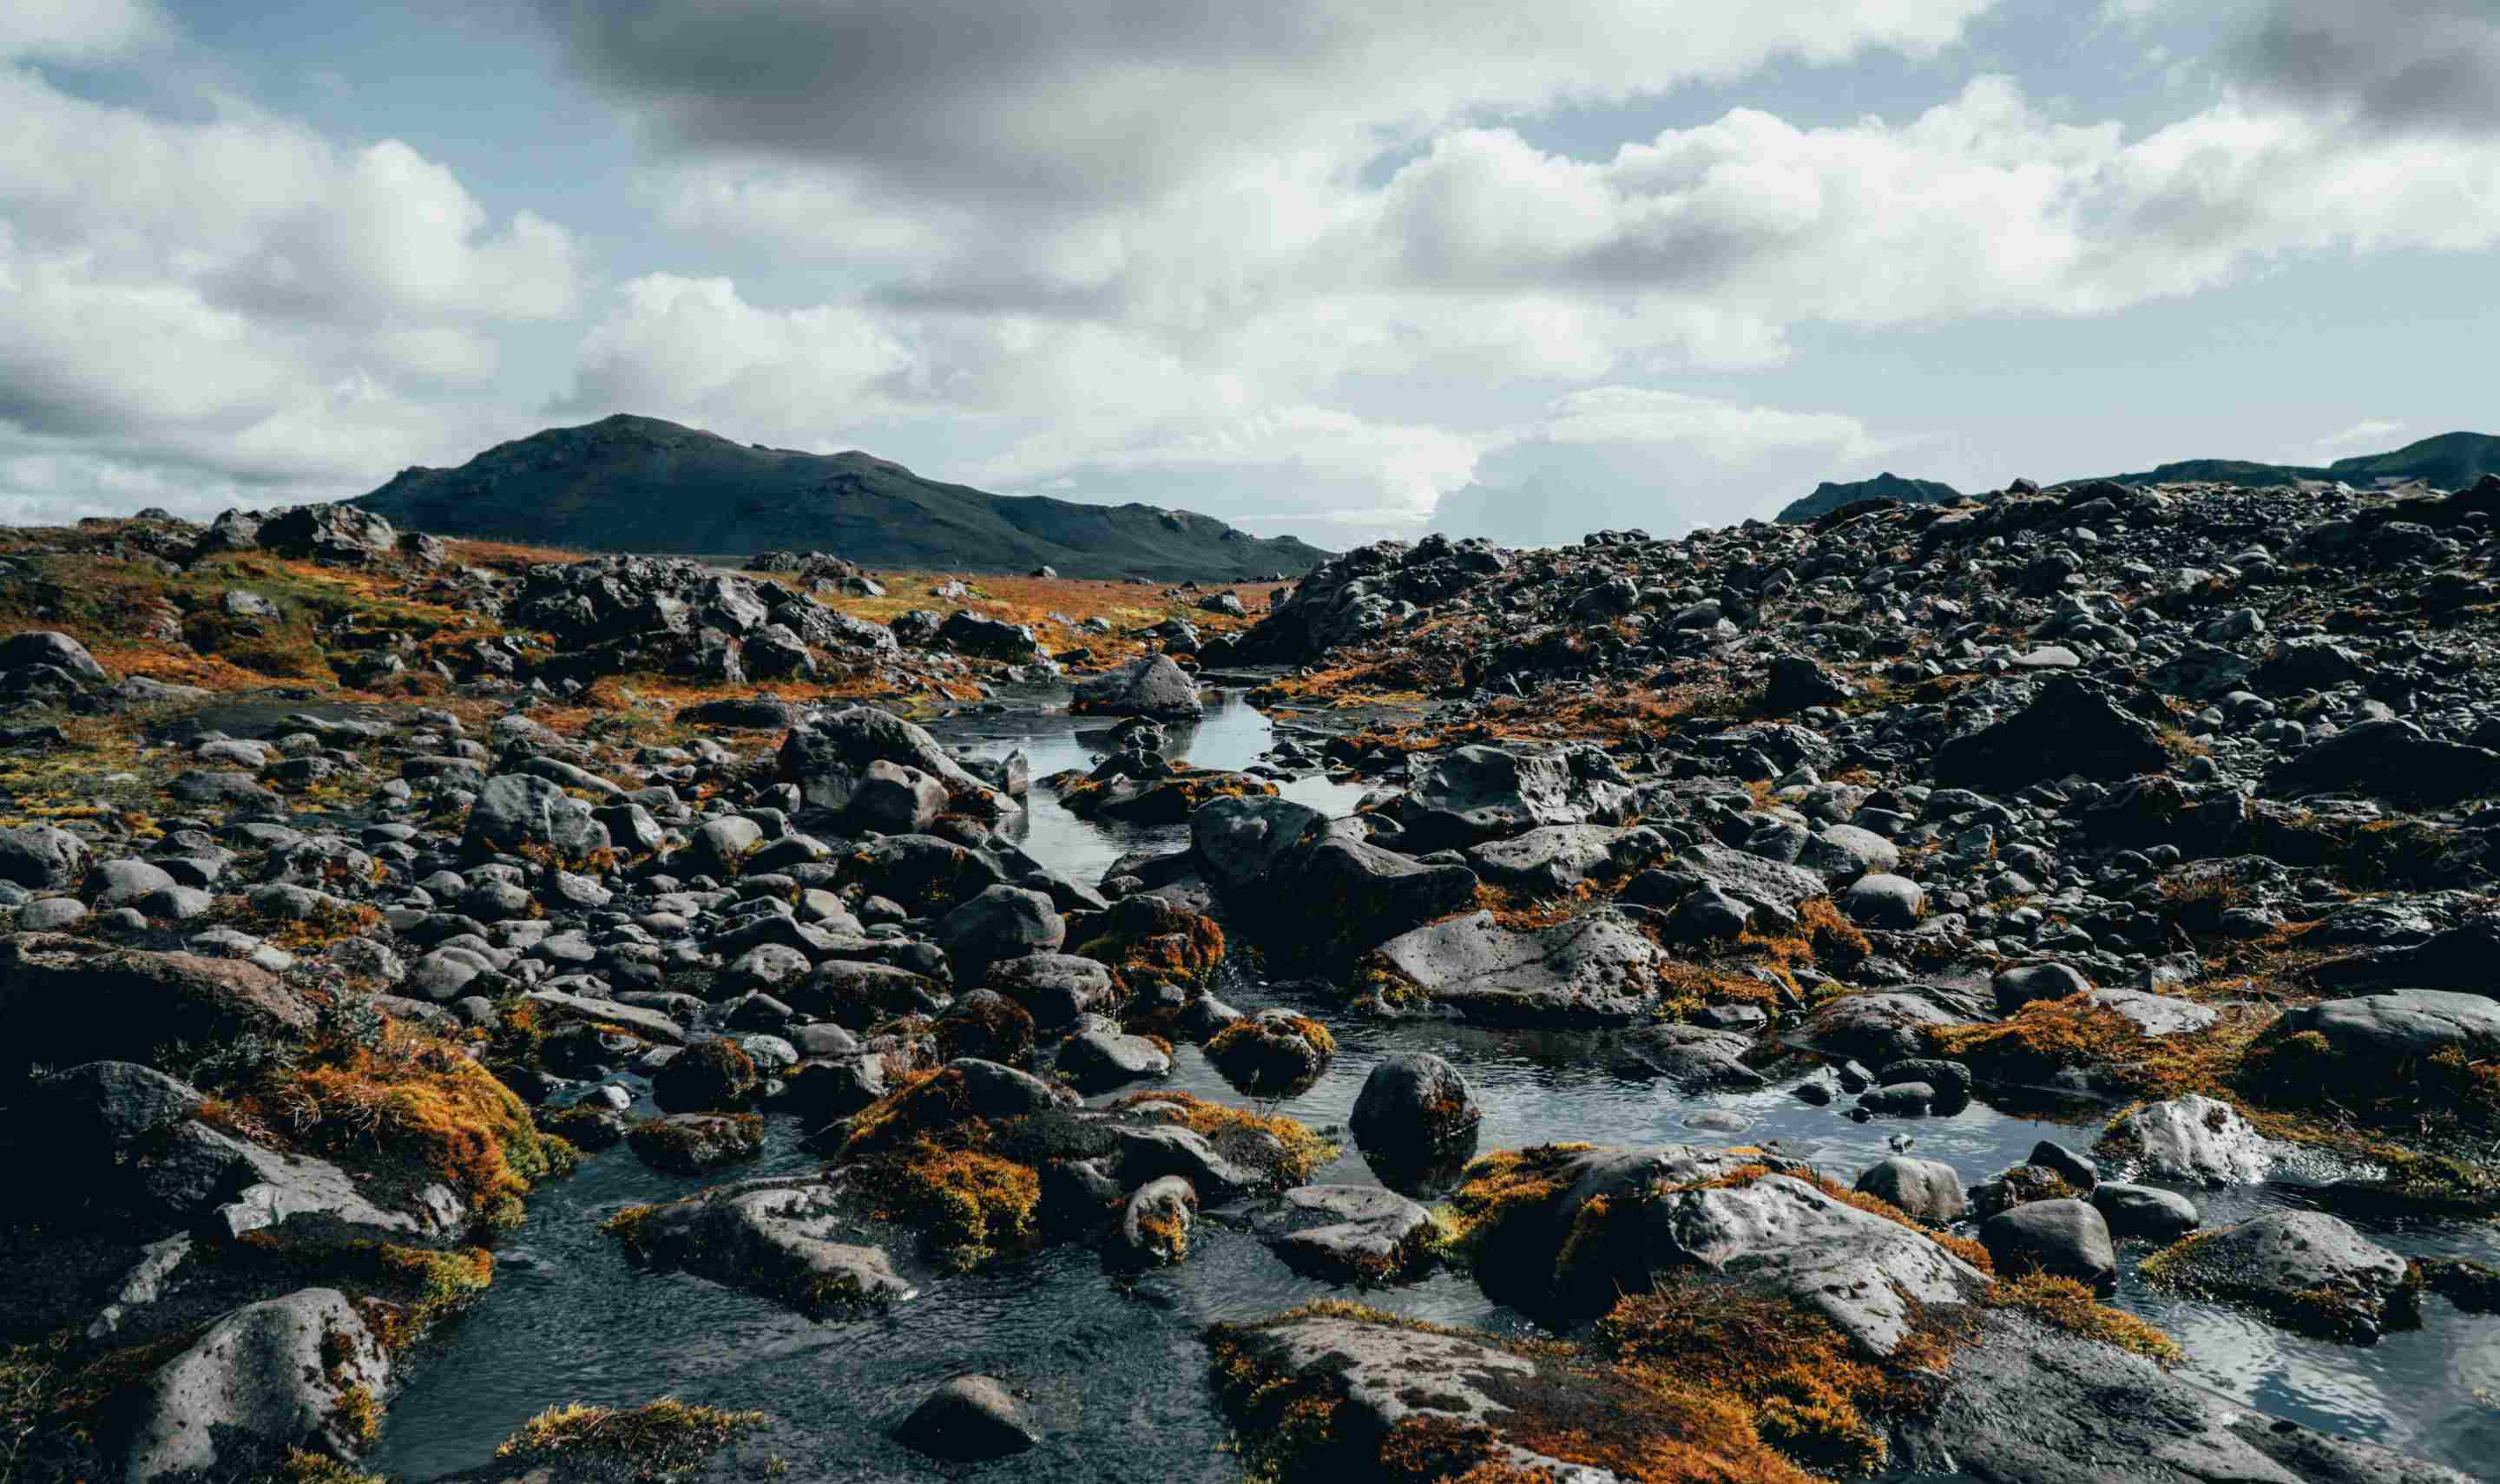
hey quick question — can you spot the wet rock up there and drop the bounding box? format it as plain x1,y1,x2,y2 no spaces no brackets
652,1038,760,1113
2095,1093,2283,1185
1370,909,1662,1024
1609,1023,1766,1089
1072,653,1203,719
1191,794,1325,890
626,1113,765,1174
1981,1198,2118,1290
896,1375,1040,1461
938,884,1065,986
1855,1156,1966,1224
1259,1185,1439,1282
2092,1181,2201,1239
615,1175,912,1312
1112,1174,1198,1267
1793,990,1972,1064
2144,1210,2413,1342
1349,1053,1481,1161
1056,1027,1173,1090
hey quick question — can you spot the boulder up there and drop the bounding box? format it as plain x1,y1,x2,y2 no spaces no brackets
464,773,609,860
896,1375,1041,1461
1371,909,1662,1024
2095,1093,2282,1185
0,823,91,890
0,936,318,1080
1348,1053,1481,1161
1191,794,1326,891
938,885,1066,986
1071,653,1203,719
1855,1157,1966,1224
1933,676,2168,791
2146,1211,2413,1342
1980,1198,2118,1290
124,1289,389,1482
616,1175,913,1313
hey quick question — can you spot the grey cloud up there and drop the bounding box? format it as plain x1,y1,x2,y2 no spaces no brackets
2234,0,2500,135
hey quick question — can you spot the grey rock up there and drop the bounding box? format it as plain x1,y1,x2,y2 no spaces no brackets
896,1374,1038,1461
1372,909,1662,1024
1855,1156,1966,1224
123,1289,389,1483
2096,1093,2283,1185
1982,1198,2118,1290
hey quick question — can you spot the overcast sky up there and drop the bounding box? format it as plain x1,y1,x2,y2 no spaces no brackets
4,0,2497,548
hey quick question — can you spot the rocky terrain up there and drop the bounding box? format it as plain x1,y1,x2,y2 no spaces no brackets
350,415,1331,581
2,469,2497,1484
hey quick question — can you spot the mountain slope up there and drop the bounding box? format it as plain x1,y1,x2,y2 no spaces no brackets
1775,472,1965,524
350,415,1330,580
2075,431,2500,490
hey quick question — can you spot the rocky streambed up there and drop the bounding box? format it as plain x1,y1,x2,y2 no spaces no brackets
4,475,2500,1484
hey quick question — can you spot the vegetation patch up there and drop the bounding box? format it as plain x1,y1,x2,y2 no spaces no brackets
494,1398,770,1483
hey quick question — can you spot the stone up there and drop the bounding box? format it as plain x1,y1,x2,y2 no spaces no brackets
2148,1210,2412,1341
1981,1198,2118,1290
2091,1181,2201,1240
619,1175,912,1313
123,1289,389,1483
1111,1174,1198,1267
0,824,90,890
1349,1053,1482,1160
1933,676,2168,791
1071,653,1203,719
1855,1156,1966,1224
1260,1185,1438,1281
2095,1093,2283,1185
1993,961,2094,1013
896,1375,1039,1461
464,773,609,860
1371,909,1663,1024
1841,871,1924,927
938,884,1066,986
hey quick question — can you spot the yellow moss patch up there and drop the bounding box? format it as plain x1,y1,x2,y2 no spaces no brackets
853,1137,1042,1272
222,1020,576,1230
1983,1273,2180,1366
495,1398,770,1481
1114,1089,1339,1186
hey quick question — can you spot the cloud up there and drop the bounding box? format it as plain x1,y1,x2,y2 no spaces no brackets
540,0,1991,207
0,63,580,522
0,0,165,62
2308,417,2409,457
1432,388,1905,547
2233,0,2500,137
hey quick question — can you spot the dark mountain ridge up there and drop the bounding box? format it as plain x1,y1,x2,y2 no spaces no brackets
350,414,1329,581
1775,430,2500,524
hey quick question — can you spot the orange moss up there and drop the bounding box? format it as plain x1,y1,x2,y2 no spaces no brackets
1113,1089,1338,1185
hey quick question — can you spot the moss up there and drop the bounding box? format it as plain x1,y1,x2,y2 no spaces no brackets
624,1113,764,1176
1928,991,2264,1105
1112,1089,1338,1186
221,1020,576,1231
2415,1257,2500,1314
1441,1143,1598,1254
1075,897,1228,994
2240,1019,2500,1134
2138,1228,2402,1341
1210,1298,1839,1484
495,1398,770,1481
1203,1013,1337,1095
933,993,1036,1065
352,1243,496,1355
332,1382,383,1449
853,1136,1042,1271
1984,1273,2180,1365
279,1448,389,1484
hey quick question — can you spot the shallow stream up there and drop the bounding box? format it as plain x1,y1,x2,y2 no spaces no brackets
374,692,2500,1482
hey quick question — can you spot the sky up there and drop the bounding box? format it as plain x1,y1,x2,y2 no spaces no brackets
3,0,2497,549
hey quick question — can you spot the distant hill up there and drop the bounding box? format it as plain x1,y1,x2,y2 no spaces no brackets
1774,472,1965,524
350,415,1330,581
2072,430,2500,492
1773,431,2500,525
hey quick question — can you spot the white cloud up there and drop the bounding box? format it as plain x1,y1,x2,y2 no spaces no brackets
2308,418,2408,457
0,0,164,62
0,63,580,522
1433,387,1909,546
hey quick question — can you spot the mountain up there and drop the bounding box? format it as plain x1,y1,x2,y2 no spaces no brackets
2073,431,2500,492
1774,472,1965,524
350,415,1331,580
1773,431,2500,525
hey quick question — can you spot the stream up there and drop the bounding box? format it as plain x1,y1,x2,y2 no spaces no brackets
373,690,2500,1482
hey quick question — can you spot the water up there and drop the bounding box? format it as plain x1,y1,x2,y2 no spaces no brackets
375,690,2500,1481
